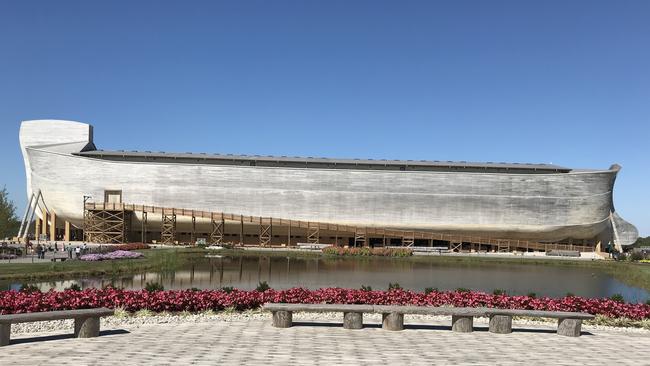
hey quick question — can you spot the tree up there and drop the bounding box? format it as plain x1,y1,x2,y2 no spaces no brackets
0,186,21,239
632,236,650,248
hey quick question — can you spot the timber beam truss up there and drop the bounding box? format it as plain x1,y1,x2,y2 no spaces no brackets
84,207,130,244
83,202,595,252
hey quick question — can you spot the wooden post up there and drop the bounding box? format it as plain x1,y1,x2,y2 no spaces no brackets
64,221,71,242
41,207,48,237
35,218,41,238
191,215,196,244
49,211,57,241
239,215,244,246
141,211,147,244
287,220,291,247
335,226,339,247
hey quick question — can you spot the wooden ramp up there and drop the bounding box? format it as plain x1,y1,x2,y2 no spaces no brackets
83,202,594,253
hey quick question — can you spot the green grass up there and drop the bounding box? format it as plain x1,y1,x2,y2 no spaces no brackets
0,248,203,282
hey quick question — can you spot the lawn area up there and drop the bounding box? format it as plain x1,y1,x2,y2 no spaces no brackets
0,248,204,282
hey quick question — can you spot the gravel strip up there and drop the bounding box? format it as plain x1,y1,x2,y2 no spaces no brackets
8,310,649,335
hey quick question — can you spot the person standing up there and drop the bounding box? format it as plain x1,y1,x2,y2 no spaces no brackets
75,246,81,259
67,245,73,259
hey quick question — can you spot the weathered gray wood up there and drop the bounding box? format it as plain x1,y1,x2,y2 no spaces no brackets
451,315,473,332
0,308,114,324
263,303,594,336
557,318,582,337
486,309,594,320
0,323,10,346
382,312,404,331
343,312,363,330
374,305,488,317
23,120,640,249
74,317,100,338
264,303,374,313
272,311,293,328
489,315,512,334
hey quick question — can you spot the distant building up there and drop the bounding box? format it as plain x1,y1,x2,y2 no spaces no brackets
19,120,638,251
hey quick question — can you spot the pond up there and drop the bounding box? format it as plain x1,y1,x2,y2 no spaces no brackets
4,254,649,303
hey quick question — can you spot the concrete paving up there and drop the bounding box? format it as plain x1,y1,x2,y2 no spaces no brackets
2,318,648,365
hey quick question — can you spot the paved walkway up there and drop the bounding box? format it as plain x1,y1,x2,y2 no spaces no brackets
2,318,648,365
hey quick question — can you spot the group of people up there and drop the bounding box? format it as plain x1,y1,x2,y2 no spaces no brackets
31,242,89,260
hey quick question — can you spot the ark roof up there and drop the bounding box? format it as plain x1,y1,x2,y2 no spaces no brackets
76,149,572,173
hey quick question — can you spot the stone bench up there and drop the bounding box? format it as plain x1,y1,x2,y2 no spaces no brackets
0,308,115,346
263,303,594,337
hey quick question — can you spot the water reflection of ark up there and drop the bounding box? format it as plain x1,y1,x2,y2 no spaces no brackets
7,255,649,304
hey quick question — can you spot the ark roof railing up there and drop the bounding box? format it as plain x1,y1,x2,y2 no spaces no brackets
75,149,572,173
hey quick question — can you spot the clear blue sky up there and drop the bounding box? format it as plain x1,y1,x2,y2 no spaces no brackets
0,1,648,236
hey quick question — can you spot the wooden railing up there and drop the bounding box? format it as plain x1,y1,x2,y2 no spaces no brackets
84,202,594,252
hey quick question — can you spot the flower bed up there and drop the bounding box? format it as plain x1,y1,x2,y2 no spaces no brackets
1,287,648,320
322,246,413,257
112,243,150,251
80,250,144,261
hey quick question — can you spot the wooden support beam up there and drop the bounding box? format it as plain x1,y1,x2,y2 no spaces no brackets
141,211,148,244
160,213,176,245
307,223,319,244
354,228,366,248
64,221,71,242
49,211,57,241
239,215,244,246
41,207,48,237
35,218,41,239
287,220,292,247
191,215,196,244
259,217,272,246
210,213,224,245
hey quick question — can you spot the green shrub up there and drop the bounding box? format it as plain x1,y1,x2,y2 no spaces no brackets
19,284,41,293
424,287,438,295
360,285,372,291
65,284,82,291
388,282,402,291
322,246,413,257
493,289,506,296
256,281,270,292
610,294,625,303
144,282,164,292
456,287,470,293
565,292,575,297
220,286,234,293
629,252,645,261
646,299,650,306
527,292,537,298
190,287,201,291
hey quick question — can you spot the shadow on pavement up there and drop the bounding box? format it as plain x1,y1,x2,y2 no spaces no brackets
10,329,130,345
287,322,593,335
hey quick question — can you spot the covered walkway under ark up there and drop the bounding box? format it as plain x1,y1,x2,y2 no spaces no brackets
81,202,596,253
